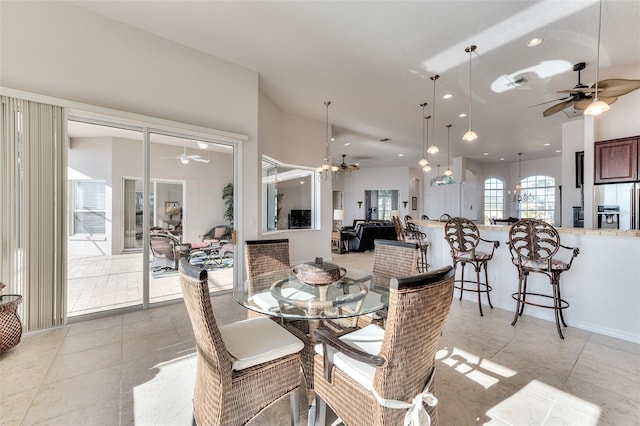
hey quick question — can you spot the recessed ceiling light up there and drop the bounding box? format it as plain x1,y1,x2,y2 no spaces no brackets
196,141,209,149
458,113,467,118
398,153,404,157
544,143,550,146
527,37,544,47
500,157,505,161
331,137,335,141
483,152,489,156
555,149,562,153
443,93,453,99
344,142,351,146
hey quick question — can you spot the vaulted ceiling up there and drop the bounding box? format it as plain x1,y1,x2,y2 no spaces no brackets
74,0,640,168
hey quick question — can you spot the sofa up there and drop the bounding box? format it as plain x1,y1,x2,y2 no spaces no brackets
346,220,398,252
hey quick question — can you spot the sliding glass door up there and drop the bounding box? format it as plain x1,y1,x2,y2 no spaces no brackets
66,116,238,318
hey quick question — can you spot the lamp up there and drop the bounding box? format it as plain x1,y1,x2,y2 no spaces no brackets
418,102,429,167
403,201,408,208
509,153,534,203
429,74,440,153
333,209,346,230
434,165,442,185
422,115,432,172
444,124,453,176
462,45,479,142
357,201,363,208
318,101,339,180
584,0,610,116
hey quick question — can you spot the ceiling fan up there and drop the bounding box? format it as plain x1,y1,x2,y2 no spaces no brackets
536,62,640,117
164,141,210,164
336,154,359,172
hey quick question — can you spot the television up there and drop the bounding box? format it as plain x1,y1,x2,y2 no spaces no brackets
289,209,311,229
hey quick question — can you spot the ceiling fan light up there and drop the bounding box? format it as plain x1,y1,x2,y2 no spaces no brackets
427,144,439,154
418,158,428,167
180,156,190,165
584,98,610,116
422,164,431,172
331,165,340,172
444,168,453,176
462,129,478,142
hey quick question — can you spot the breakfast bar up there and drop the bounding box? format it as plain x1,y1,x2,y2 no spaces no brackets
413,219,640,343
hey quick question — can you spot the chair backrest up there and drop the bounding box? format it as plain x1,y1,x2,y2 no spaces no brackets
372,239,418,285
421,214,429,220
150,232,178,258
509,218,560,261
244,239,290,277
403,215,413,227
375,266,454,401
391,216,406,241
444,217,480,254
178,258,231,392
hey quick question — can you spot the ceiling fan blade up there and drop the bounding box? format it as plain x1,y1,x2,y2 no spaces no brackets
191,157,210,163
530,96,570,107
593,79,640,97
557,87,597,94
543,100,575,117
573,96,618,111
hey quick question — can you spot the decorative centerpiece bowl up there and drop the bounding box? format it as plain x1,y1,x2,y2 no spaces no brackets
292,257,346,285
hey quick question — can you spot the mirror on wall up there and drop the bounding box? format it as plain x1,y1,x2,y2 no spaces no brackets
262,156,317,231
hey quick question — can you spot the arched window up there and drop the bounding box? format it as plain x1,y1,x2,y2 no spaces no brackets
519,175,555,223
484,178,504,224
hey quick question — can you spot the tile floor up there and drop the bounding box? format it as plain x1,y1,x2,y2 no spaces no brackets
2,251,640,425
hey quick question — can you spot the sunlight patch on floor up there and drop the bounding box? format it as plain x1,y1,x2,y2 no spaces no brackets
437,346,516,389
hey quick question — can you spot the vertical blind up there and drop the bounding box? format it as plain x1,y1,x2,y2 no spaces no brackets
0,96,66,331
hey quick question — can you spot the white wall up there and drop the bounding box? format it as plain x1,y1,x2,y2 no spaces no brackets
258,90,332,265
0,1,260,249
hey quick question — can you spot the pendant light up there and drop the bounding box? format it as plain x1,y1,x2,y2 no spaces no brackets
444,124,453,176
584,0,610,116
318,101,339,180
462,45,479,142
418,102,429,167
428,75,440,154
422,116,432,172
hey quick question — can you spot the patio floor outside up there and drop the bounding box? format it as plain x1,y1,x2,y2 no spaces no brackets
67,252,233,317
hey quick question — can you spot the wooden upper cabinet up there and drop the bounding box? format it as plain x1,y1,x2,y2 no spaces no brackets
594,136,639,184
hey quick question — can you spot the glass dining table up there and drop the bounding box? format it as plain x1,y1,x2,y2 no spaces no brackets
234,267,390,338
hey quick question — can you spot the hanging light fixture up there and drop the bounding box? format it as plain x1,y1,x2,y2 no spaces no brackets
418,102,429,167
318,101,339,180
444,124,453,176
462,45,479,142
584,0,610,116
509,153,534,203
422,115,432,172
428,75,440,154
434,165,442,185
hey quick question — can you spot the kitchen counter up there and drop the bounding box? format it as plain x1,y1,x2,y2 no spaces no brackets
412,219,640,343
412,219,640,237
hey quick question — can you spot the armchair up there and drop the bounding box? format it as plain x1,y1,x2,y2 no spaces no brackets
312,266,455,426
149,232,191,270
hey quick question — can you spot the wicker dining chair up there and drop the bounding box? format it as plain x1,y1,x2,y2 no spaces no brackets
333,239,419,331
507,219,580,339
312,266,455,426
179,258,304,426
444,217,500,316
244,239,316,399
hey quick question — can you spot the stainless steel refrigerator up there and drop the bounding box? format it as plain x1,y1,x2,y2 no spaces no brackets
594,183,640,230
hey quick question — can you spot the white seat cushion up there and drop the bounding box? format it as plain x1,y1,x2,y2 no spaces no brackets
314,324,385,390
220,317,304,371
249,286,314,313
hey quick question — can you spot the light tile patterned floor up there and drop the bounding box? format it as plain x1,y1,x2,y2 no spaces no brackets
2,251,639,425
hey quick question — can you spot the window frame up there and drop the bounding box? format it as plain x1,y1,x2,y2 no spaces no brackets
484,177,505,224
518,175,556,223
71,179,107,236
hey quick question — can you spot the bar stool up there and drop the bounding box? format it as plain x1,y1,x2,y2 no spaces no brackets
444,217,500,316
508,219,580,339
393,216,429,272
